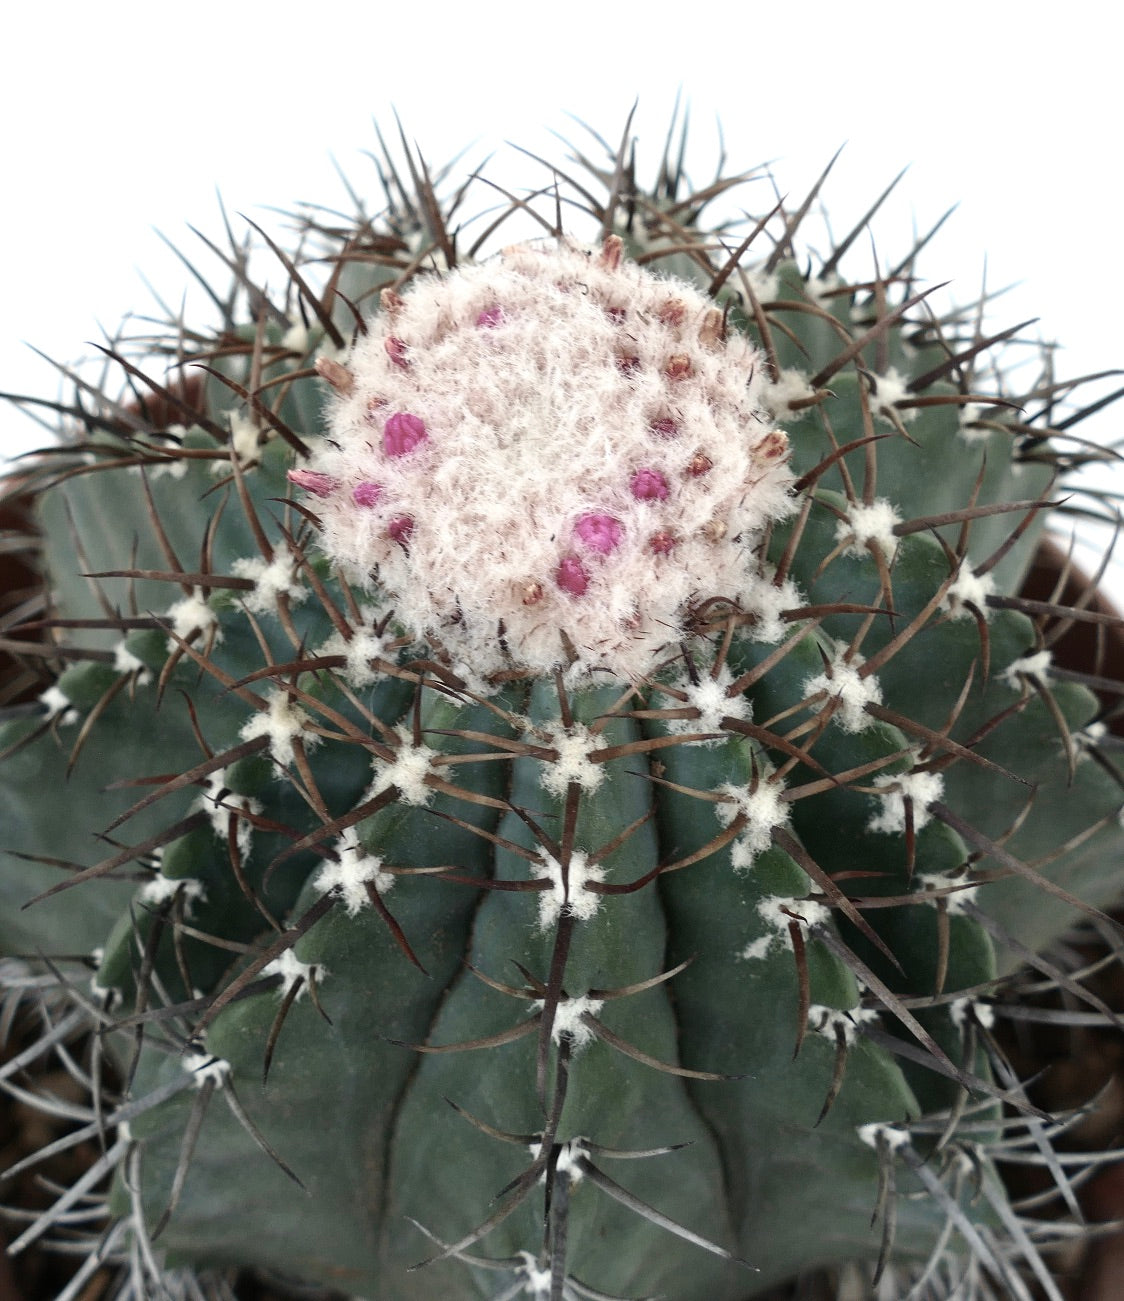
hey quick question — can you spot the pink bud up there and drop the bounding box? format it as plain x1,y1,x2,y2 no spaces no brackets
650,529,677,555
352,481,383,507
475,305,504,328
388,515,414,548
649,417,679,439
385,336,410,368
555,555,589,596
383,412,428,457
630,468,669,501
574,512,624,554
287,469,338,498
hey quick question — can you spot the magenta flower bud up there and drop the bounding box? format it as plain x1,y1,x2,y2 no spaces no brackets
475,305,504,328
384,336,410,368
388,515,415,548
555,555,589,596
383,412,428,457
649,417,679,439
574,512,624,554
352,481,383,507
630,468,669,501
287,469,338,498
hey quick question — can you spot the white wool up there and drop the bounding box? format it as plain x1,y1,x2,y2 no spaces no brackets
182,1052,230,1088
659,663,751,743
529,994,605,1048
198,770,262,858
367,727,434,806
1002,649,1052,690
766,366,817,419
918,873,978,916
958,402,991,444
239,691,316,768
803,646,881,733
39,685,78,725
870,367,915,423
263,949,322,999
950,997,995,1030
232,552,308,614
942,563,996,619
113,640,152,684
857,1122,911,1151
138,872,206,909
741,894,830,960
226,412,262,468
166,587,221,647
315,827,394,914
317,613,391,687
537,722,606,796
536,850,605,929
809,1004,880,1045
293,239,794,681
715,776,789,858
835,499,901,560
742,574,801,644
868,766,943,835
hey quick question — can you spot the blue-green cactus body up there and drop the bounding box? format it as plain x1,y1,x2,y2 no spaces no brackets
2,127,1122,1301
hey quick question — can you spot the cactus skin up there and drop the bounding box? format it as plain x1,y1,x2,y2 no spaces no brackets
2,124,1123,1300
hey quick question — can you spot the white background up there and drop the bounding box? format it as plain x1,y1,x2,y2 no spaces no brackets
3,1,1120,580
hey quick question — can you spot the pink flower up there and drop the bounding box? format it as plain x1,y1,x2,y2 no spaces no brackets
287,469,338,498
555,555,589,595
475,305,504,328
388,515,415,548
383,412,428,457
630,469,669,501
352,482,383,507
574,512,624,555
384,336,410,368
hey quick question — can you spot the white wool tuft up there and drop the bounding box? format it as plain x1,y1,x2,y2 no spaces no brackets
942,563,996,619
113,640,152,684
530,994,605,1048
537,722,606,796
317,611,391,687
809,1004,880,1045
182,1052,230,1088
315,827,394,914
166,587,222,648
226,412,262,468
868,766,943,835
39,685,78,725
857,1122,911,1151
715,775,789,860
835,499,901,560
870,367,915,422
239,691,316,768
291,239,794,681
232,552,308,614
765,367,817,419
536,851,605,930
659,663,751,744
198,770,262,858
741,573,801,644
1002,649,1052,690
803,645,881,733
367,727,434,806
741,894,830,961
263,949,323,999
918,873,978,916
139,872,206,909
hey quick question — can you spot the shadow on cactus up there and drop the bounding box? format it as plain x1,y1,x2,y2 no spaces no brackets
3,115,1124,1300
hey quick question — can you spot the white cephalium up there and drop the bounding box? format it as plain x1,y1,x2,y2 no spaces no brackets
289,238,794,680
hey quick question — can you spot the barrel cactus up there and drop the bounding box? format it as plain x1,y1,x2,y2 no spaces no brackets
2,120,1123,1300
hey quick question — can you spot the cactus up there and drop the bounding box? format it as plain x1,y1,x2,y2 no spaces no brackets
2,118,1123,1300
